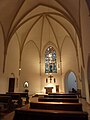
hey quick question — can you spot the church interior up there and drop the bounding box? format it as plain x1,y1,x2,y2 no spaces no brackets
0,0,90,120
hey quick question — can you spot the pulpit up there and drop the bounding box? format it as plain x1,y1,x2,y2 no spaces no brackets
44,87,53,94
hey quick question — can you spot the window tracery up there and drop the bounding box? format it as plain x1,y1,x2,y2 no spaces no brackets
45,46,57,73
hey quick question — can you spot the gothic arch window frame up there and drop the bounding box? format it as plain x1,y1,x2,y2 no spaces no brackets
45,46,57,73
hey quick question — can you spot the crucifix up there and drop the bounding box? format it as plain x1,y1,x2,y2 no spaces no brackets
48,74,53,83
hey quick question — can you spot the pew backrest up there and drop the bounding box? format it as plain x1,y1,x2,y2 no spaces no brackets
14,108,88,120
48,93,76,95
38,97,79,103
0,95,14,112
44,94,77,98
6,92,29,104
6,93,22,107
30,101,82,111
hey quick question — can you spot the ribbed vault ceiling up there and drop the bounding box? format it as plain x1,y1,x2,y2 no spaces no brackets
0,0,81,55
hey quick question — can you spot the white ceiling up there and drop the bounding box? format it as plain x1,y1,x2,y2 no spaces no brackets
0,0,81,54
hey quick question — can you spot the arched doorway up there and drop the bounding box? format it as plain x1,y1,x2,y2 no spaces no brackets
64,71,77,93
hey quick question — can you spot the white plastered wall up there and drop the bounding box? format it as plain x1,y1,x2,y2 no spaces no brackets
80,0,90,103
19,41,40,95
61,36,78,92
0,25,8,93
5,34,20,93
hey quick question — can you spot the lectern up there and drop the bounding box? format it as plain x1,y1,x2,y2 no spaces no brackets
44,87,53,94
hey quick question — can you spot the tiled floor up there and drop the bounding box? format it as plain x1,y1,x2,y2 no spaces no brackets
1,97,90,120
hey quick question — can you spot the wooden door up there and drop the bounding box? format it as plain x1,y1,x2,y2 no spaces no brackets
8,78,15,92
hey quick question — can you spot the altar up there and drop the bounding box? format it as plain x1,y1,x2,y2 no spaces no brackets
44,87,53,94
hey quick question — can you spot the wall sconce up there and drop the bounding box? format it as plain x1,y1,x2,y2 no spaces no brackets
19,67,21,75
19,68,21,71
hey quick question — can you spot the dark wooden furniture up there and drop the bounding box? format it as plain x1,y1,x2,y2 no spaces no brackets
6,92,29,104
8,78,15,92
44,87,53,94
13,92,88,120
0,96,14,112
13,107,88,120
30,101,82,111
32,93,47,97
38,96,79,103
48,93,76,95
44,94,77,98
6,93,22,107
18,92,29,104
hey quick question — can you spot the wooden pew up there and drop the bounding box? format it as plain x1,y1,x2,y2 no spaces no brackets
48,93,76,95
6,92,29,104
13,107,88,120
44,94,78,98
30,101,82,111
13,93,88,120
38,96,79,103
0,96,14,112
6,93,22,107
32,93,47,97
18,92,29,104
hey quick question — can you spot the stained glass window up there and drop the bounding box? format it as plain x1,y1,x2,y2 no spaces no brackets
45,46,57,73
